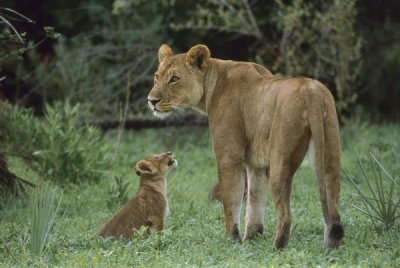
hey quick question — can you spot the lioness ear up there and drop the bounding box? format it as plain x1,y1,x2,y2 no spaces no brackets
186,44,211,71
158,44,173,63
134,160,156,176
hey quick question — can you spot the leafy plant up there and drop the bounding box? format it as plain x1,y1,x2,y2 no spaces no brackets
0,102,107,185
344,150,400,230
31,102,107,184
0,103,37,156
30,186,62,256
0,103,37,196
106,175,130,210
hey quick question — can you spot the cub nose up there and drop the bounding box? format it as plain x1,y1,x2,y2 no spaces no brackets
148,98,160,106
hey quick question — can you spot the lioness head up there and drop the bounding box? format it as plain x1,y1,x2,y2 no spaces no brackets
147,44,211,119
134,152,177,179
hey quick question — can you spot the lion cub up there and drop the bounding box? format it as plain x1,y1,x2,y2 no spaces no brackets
97,152,177,239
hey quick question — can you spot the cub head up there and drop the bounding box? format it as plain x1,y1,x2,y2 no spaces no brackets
147,44,211,119
133,152,177,179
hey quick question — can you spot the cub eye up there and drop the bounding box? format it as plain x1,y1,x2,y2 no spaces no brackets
169,76,180,84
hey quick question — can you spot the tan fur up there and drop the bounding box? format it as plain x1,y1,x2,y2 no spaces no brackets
148,44,344,248
97,152,177,239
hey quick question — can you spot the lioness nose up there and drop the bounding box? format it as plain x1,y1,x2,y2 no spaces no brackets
148,98,160,106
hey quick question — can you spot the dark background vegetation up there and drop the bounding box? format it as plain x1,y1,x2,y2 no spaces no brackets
1,0,399,121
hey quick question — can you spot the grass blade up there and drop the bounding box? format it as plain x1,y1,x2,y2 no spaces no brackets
356,151,378,201
343,169,382,217
371,153,398,186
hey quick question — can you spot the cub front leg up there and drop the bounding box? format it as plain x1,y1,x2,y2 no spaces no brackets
218,162,245,241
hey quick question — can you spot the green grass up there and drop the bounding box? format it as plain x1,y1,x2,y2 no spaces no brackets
1,123,400,267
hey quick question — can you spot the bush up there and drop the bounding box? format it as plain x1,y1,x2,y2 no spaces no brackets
0,102,37,156
31,102,107,184
0,102,107,184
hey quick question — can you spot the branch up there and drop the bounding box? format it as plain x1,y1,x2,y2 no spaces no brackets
241,0,279,59
242,0,262,40
219,0,249,28
0,14,25,44
0,7,35,23
87,113,208,131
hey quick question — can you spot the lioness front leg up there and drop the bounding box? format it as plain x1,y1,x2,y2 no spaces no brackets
218,163,245,241
243,166,268,241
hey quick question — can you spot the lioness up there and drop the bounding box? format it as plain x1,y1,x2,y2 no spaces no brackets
147,44,344,249
97,152,177,239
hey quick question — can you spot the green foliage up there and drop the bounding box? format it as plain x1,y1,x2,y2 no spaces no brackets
344,150,400,230
0,103,37,156
106,176,130,210
43,26,61,40
30,186,62,256
31,102,106,184
0,102,107,184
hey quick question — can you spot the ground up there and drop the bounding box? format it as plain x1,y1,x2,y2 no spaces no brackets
1,122,399,267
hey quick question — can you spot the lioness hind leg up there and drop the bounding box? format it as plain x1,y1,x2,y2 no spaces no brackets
269,122,309,249
243,167,268,241
219,163,245,241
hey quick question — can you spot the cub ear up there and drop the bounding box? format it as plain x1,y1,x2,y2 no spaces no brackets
134,160,156,176
158,44,173,63
186,44,211,71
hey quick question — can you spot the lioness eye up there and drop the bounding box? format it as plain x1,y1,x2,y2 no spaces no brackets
169,76,179,84
154,74,159,81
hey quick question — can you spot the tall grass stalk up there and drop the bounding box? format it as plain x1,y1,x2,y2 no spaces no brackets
30,186,62,256
344,150,400,230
